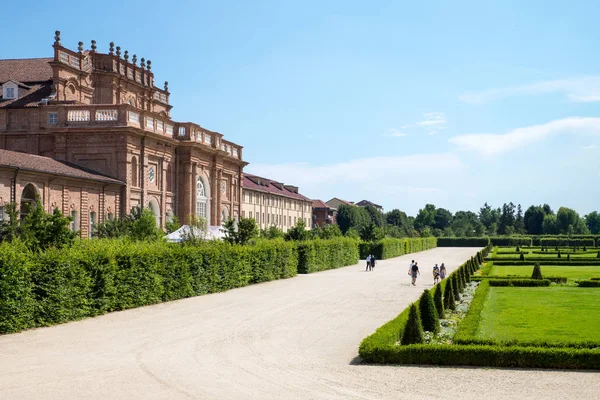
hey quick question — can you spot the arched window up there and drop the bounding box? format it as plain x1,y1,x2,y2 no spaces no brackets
196,177,208,220
20,183,40,219
131,156,138,187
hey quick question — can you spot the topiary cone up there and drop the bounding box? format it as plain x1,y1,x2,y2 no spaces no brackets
433,284,444,317
452,273,461,300
531,262,543,280
443,278,453,309
447,281,456,310
401,303,425,345
418,289,440,333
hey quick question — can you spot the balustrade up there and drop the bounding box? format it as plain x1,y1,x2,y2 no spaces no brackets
67,109,90,122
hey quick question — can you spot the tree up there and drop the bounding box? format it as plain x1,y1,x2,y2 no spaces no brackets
262,225,285,239
335,204,370,234
165,214,181,234
414,204,436,231
584,212,600,234
285,219,309,241
542,214,558,234
556,207,583,234
433,284,444,317
498,202,516,235
222,217,258,245
515,204,526,234
478,203,494,229
318,224,342,239
401,304,424,345
433,208,453,230
360,223,384,242
386,209,409,229
418,290,440,333
364,205,385,227
524,205,546,235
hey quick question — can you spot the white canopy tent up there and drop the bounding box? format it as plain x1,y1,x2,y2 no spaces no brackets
164,225,226,243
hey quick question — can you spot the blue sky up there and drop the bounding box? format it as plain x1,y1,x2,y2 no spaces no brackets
3,0,599,216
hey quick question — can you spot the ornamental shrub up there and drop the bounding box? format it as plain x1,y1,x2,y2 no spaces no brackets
577,280,600,287
418,289,439,333
597,251,600,258
532,262,543,280
567,254,571,261
516,246,520,252
451,273,461,301
557,250,561,258
583,245,587,251
520,252,525,261
433,284,444,317
444,279,456,310
401,304,424,344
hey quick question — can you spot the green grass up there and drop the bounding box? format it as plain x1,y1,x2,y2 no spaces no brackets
489,265,600,281
478,287,600,343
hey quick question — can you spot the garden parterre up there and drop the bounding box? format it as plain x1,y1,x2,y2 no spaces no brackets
359,241,600,369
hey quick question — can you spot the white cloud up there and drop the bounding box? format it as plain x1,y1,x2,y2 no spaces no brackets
584,144,599,150
246,153,464,209
399,112,447,135
459,76,600,105
449,117,600,155
384,128,408,137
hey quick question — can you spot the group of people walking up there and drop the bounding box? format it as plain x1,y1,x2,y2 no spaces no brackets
408,260,446,286
365,255,377,271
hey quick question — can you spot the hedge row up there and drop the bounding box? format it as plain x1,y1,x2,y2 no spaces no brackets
436,238,490,247
471,276,567,284
488,279,551,287
361,343,600,369
539,238,596,247
297,238,359,274
487,260,600,266
489,237,533,246
359,237,437,260
577,281,600,287
0,239,298,334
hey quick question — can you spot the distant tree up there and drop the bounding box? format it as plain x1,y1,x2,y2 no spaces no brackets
318,224,342,239
478,202,494,229
524,205,546,235
542,214,558,234
360,223,384,242
542,204,554,215
364,205,385,227
335,204,370,234
556,207,582,234
515,204,526,234
262,225,285,239
414,204,436,231
433,208,453,230
498,202,516,235
585,212,600,234
386,209,410,231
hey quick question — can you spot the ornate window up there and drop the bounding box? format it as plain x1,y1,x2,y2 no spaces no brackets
196,178,208,219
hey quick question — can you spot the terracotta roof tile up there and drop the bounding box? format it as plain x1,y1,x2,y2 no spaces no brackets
0,83,52,108
0,58,53,84
312,199,329,209
243,174,310,201
0,149,125,185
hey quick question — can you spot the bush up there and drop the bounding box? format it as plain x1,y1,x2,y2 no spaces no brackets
0,241,35,333
401,304,424,344
436,238,490,247
359,237,437,260
488,279,551,287
590,277,600,281
418,290,439,333
567,254,571,261
443,278,456,310
519,252,525,261
451,273,461,301
297,237,359,274
577,280,600,287
531,262,543,280
433,284,444,317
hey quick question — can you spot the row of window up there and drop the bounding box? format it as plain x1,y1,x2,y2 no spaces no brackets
244,191,310,212
241,210,308,227
68,210,114,237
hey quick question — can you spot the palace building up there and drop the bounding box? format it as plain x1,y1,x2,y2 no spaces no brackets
242,174,312,232
0,31,246,237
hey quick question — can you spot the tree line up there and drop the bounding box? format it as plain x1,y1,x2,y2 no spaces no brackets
336,202,600,238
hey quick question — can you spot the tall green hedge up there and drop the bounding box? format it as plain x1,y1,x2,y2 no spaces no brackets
359,237,437,259
489,237,533,246
297,237,359,274
437,238,490,247
0,239,298,334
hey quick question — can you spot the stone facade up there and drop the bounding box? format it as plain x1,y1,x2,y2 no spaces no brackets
241,174,312,232
0,32,247,235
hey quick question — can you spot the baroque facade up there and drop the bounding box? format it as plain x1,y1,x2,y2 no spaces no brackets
242,174,312,232
0,31,246,237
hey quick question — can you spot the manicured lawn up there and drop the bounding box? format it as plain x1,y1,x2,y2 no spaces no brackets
477,287,600,343
489,265,600,280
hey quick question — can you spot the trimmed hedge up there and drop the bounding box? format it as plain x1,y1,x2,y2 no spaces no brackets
297,237,359,274
471,276,567,284
436,238,490,247
487,260,600,266
359,237,437,260
489,237,532,246
577,280,600,287
540,238,595,247
359,343,600,369
0,239,298,334
488,279,551,287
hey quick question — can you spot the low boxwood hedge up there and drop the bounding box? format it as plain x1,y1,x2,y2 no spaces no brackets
436,238,490,247
577,280,600,287
488,279,551,287
486,260,600,266
471,276,567,284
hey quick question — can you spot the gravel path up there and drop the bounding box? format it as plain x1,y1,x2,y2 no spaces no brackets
0,247,598,399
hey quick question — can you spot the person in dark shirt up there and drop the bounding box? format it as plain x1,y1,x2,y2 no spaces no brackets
410,262,420,285
370,255,376,270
